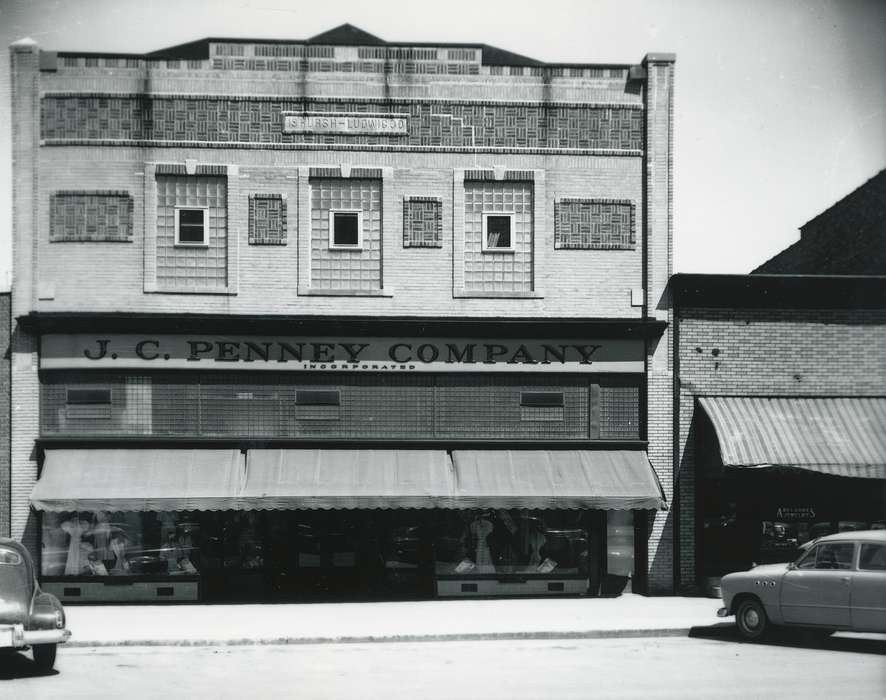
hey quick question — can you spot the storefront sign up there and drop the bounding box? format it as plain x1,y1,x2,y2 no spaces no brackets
41,335,644,373
774,506,816,521
283,112,408,135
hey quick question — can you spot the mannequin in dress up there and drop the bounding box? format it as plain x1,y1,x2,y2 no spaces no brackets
110,533,130,574
469,513,495,574
60,513,92,575
91,511,113,567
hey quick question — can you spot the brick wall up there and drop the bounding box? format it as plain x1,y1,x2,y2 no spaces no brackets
0,294,9,537
675,306,886,589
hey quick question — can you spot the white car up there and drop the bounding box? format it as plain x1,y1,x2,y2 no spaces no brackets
718,530,886,640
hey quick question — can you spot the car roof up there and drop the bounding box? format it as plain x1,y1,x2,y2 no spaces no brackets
816,530,886,544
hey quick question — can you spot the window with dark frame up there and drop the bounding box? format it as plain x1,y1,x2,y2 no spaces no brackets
520,392,565,407
482,213,514,251
295,390,341,406
66,388,112,405
175,208,208,246
65,388,112,421
329,211,361,248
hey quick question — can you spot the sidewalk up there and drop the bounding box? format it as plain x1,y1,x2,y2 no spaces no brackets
62,595,724,647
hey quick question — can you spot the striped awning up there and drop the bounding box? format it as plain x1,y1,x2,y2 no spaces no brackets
30,449,246,511
698,397,886,479
449,450,667,510
240,449,455,509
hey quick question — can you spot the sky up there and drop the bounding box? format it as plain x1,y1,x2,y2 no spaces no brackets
0,0,884,290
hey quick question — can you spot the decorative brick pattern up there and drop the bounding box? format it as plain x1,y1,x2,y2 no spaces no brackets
42,96,644,152
310,178,382,291
156,175,227,289
464,181,534,293
49,191,133,242
248,194,287,246
554,199,635,250
403,197,442,248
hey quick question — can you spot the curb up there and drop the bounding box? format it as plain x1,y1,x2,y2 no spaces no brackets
64,627,693,648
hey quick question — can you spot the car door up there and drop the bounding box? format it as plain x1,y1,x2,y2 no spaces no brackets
852,542,886,632
781,541,854,627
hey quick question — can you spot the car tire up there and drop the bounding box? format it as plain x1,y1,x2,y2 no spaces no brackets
735,598,769,641
32,643,57,672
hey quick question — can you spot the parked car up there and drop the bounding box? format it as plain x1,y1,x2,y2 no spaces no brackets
0,538,71,670
718,530,886,640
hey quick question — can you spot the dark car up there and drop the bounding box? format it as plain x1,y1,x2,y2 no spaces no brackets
0,538,71,670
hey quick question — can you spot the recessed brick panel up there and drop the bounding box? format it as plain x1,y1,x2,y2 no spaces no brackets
248,194,287,246
554,199,635,250
403,197,442,248
49,191,133,242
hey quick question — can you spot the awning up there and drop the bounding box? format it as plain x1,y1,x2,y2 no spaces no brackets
698,397,886,479
30,449,245,511
240,449,455,509
449,450,667,510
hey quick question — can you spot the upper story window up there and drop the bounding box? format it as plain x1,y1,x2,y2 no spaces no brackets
175,207,209,246
482,212,515,252
329,210,363,249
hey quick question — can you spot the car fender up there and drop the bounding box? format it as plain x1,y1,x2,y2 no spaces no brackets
29,589,65,631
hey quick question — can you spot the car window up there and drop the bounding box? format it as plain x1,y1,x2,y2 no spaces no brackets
0,547,23,565
859,544,886,571
796,545,818,569
814,542,855,570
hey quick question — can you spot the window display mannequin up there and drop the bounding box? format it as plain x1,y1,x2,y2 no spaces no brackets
91,511,113,567
469,513,495,574
110,532,130,574
526,519,547,568
60,513,92,575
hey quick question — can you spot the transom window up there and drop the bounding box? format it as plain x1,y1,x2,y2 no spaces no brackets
482,212,515,252
328,210,363,249
175,207,209,246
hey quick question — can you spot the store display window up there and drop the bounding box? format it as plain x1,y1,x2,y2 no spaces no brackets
434,509,590,578
41,511,201,578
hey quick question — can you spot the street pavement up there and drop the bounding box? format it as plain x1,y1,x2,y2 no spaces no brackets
2,632,885,699
62,594,721,646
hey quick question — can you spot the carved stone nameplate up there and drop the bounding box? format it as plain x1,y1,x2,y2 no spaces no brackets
283,112,408,135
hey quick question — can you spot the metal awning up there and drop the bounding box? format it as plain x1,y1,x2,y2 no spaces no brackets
30,449,246,511
240,449,455,509
698,397,886,479
449,450,667,510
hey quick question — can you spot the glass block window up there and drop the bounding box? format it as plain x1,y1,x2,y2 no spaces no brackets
554,199,636,250
310,178,381,291
50,191,133,242
464,181,533,293
599,381,640,439
248,194,287,246
156,175,227,289
403,197,442,248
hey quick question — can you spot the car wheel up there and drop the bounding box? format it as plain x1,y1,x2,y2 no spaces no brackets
735,598,769,641
32,643,57,672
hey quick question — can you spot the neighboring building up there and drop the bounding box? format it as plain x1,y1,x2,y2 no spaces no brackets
0,292,9,537
754,169,886,275
672,274,886,593
10,25,675,603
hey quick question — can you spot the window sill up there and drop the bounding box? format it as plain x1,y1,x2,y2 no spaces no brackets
148,287,237,296
298,286,394,297
453,290,544,299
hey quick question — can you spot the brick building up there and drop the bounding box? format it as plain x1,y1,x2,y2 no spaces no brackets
672,275,886,593
10,25,675,603
0,292,9,537
754,169,886,275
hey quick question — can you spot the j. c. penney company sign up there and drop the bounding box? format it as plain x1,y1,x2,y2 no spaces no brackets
41,335,643,373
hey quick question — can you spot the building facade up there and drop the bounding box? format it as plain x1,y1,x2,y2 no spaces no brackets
11,25,675,603
672,275,886,593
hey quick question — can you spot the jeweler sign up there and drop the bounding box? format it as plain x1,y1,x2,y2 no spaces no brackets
283,112,408,135
41,335,644,373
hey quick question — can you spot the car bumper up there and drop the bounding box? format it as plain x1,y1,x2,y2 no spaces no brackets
0,624,72,648
717,607,731,618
